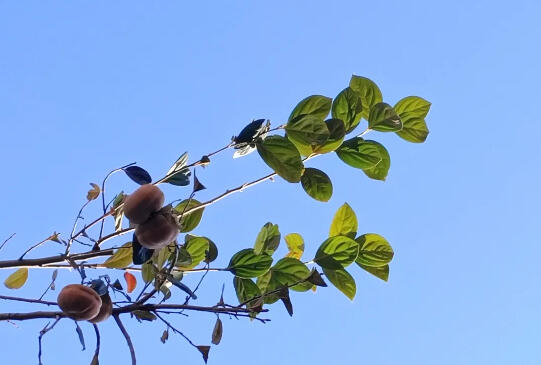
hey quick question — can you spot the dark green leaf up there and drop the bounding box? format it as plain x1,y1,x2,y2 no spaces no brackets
234,119,268,146
300,168,333,202
228,249,273,278
332,87,363,133
133,310,157,321
123,166,152,185
234,277,261,306
271,257,311,291
256,135,304,183
368,102,402,132
359,263,389,282
396,117,429,143
165,167,191,186
329,203,358,239
355,233,394,267
254,223,281,255
256,271,281,304
284,233,304,260
322,268,356,300
285,114,330,155
336,137,382,170
288,95,332,122
314,235,359,270
204,238,218,263
174,199,204,232
314,119,346,154
361,140,390,181
349,75,383,120
174,245,192,267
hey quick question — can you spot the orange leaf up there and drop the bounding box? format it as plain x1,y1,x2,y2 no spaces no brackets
124,272,137,293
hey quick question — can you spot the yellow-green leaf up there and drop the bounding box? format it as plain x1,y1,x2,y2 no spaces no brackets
285,233,304,260
103,242,132,268
4,268,28,289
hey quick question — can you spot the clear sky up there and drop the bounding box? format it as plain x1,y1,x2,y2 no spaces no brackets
1,1,540,364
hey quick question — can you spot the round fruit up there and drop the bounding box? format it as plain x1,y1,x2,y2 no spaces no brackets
135,212,179,249
88,293,113,323
57,284,102,321
123,184,165,224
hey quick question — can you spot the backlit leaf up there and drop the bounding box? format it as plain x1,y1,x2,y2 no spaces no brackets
332,87,363,133
349,75,382,120
124,272,137,293
300,168,333,202
103,242,132,268
368,102,402,132
228,249,273,278
314,235,359,270
336,137,382,170
322,268,356,300
254,222,280,256
288,95,332,121
174,199,204,232
355,233,394,267
329,203,358,239
4,268,28,289
285,233,304,260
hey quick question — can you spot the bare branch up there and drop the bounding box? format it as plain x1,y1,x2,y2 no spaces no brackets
38,317,61,365
113,314,136,365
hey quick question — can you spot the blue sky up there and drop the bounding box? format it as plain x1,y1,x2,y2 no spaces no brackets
1,1,540,364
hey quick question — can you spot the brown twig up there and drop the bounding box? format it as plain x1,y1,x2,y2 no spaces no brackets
0,295,57,306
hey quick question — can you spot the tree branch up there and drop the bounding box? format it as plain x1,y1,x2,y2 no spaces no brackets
113,314,136,365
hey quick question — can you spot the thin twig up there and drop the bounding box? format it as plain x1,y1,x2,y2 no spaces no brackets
66,200,92,255
19,234,57,260
99,162,136,240
154,312,199,350
0,295,57,306
113,314,136,365
38,317,61,365
0,232,16,251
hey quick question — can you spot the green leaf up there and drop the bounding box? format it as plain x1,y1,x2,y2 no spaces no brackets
355,233,394,267
133,310,157,322
103,242,133,268
349,75,383,120
284,233,304,260
332,87,363,133
153,243,175,269
180,236,209,269
314,235,359,270
336,137,382,170
234,277,262,307
141,262,155,283
174,199,204,232
394,96,431,119
322,268,356,300
257,135,304,183
254,223,281,256
394,96,431,143
314,119,346,154
300,168,333,202
174,245,192,268
285,114,330,155
228,249,273,278
4,268,28,289
271,257,311,292
329,203,358,239
256,270,282,304
288,95,332,122
368,102,402,132
204,238,219,263
361,140,390,181
359,263,389,282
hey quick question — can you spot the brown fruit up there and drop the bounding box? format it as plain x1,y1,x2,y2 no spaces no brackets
135,212,179,249
88,293,113,323
123,184,165,224
57,284,102,321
